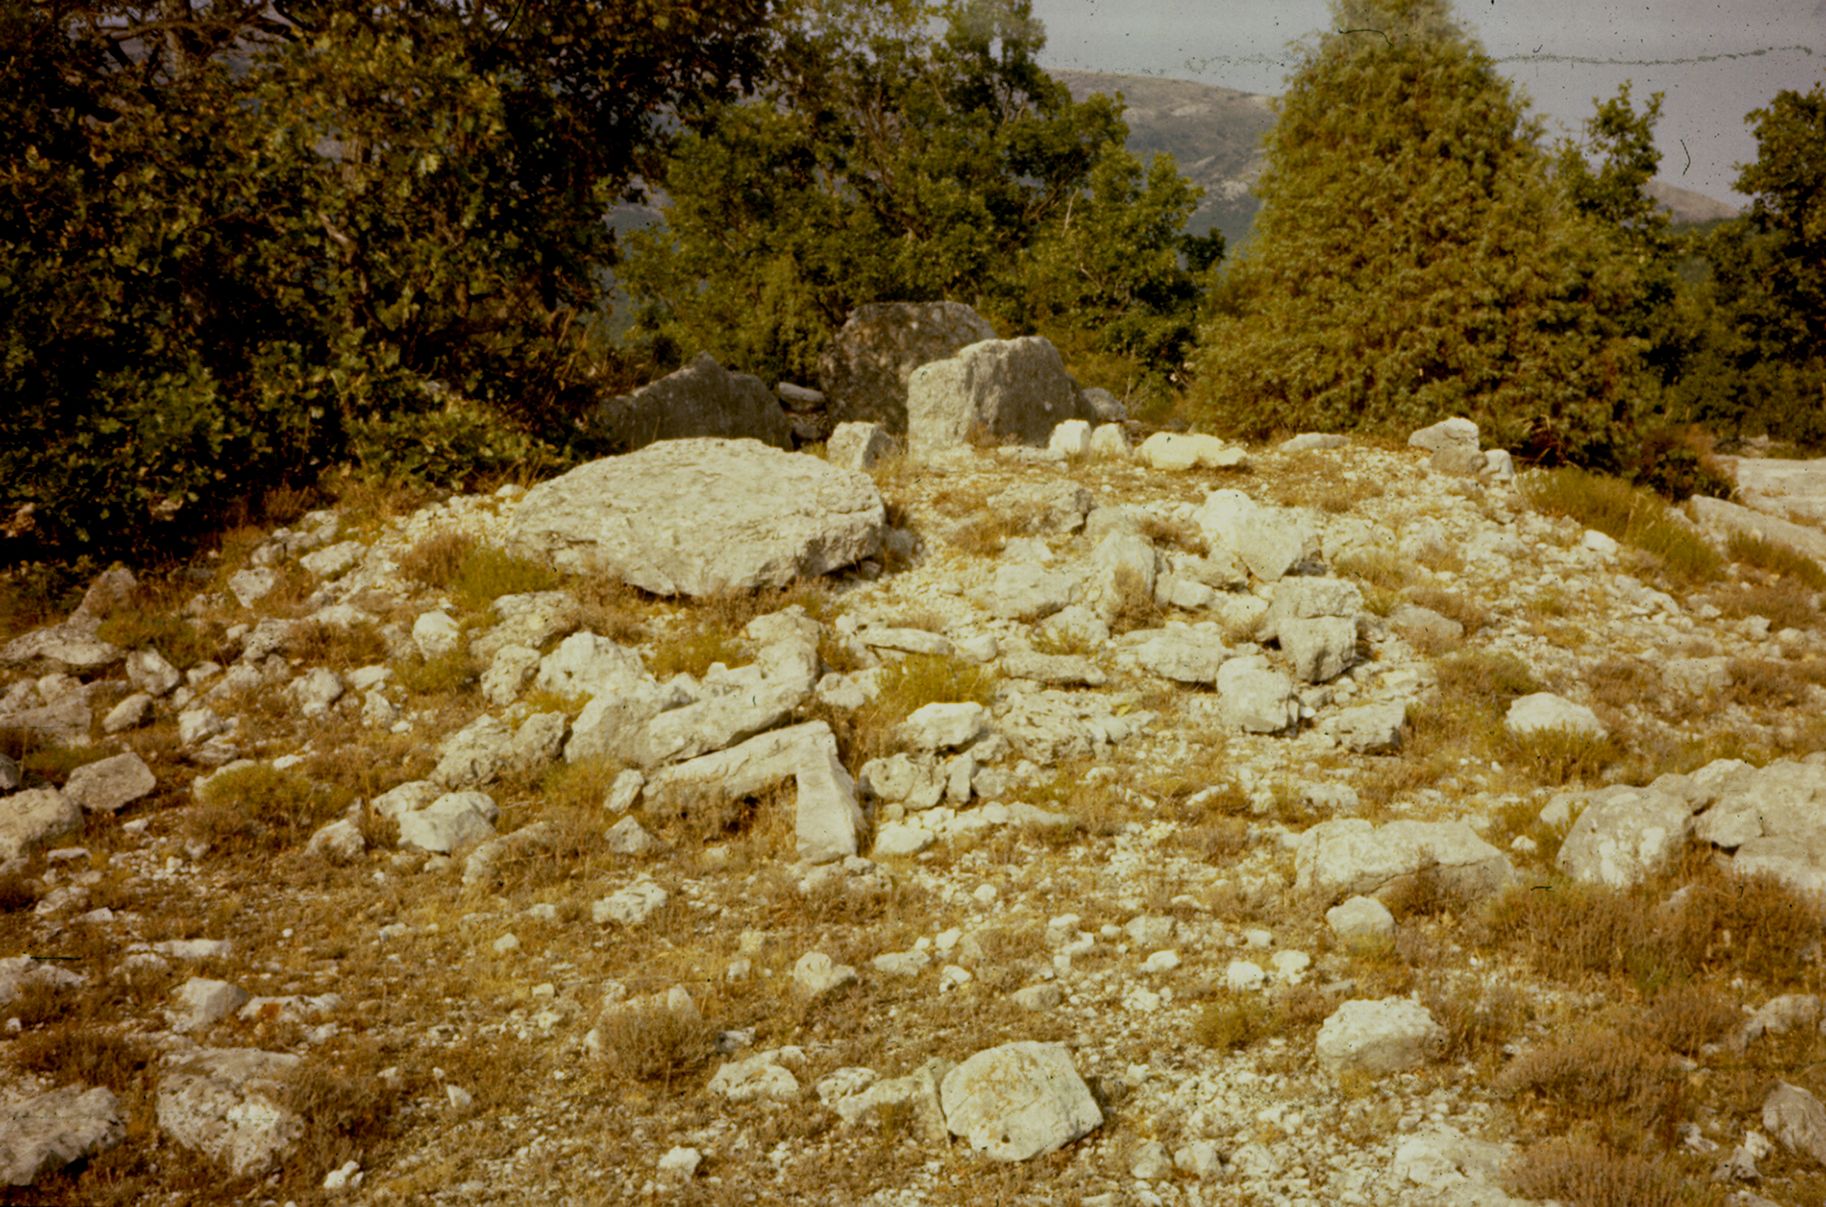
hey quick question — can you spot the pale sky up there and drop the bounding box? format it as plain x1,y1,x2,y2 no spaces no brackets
1028,0,1826,202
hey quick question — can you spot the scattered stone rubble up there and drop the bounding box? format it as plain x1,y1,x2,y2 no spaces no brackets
5,374,1826,1203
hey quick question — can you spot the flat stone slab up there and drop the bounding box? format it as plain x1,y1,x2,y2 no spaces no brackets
507,439,885,597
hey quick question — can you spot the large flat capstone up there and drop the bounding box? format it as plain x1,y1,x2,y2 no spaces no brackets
506,439,886,597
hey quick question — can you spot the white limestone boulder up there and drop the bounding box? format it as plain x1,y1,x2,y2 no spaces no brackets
939,1042,1103,1162
507,439,885,597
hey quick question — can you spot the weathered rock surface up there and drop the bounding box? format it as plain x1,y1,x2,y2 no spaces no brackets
1,1085,125,1188
1216,656,1299,734
1194,489,1317,582
1136,432,1247,471
939,1042,1102,1161
507,439,885,596
819,301,997,431
1296,819,1513,904
156,1047,304,1177
1,788,83,869
1316,998,1443,1074
1505,692,1607,740
591,352,791,452
907,337,1094,457
62,752,156,814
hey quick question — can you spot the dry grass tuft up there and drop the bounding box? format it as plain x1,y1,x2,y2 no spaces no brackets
1193,991,1280,1051
1499,1026,1686,1132
11,1023,152,1093
1503,725,1620,787
828,653,998,766
595,1002,719,1089
1402,586,1491,635
188,763,353,853
1726,656,1826,709
1712,579,1822,632
1726,530,1826,589
393,649,480,698
1525,468,1723,585
1423,981,1528,1063
1105,563,1164,633
1642,983,1742,1056
290,619,391,670
1505,1139,1721,1207
276,1040,412,1185
399,532,559,614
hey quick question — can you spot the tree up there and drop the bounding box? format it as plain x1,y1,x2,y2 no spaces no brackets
618,0,1213,403
1187,0,1652,466
1,2,778,563
1692,84,1826,447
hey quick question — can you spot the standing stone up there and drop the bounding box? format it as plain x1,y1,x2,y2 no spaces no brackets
590,352,791,452
507,440,885,597
795,748,863,865
939,1042,1103,1162
818,301,997,431
907,337,1095,458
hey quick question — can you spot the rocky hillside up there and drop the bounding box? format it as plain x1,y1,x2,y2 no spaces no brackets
1062,70,1743,246
5,376,1826,1202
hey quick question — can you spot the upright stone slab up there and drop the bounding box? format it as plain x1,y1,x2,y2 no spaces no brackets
819,301,997,431
907,337,1095,458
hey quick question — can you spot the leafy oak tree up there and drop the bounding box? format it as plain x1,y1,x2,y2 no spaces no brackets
1188,0,1653,466
2,1,777,563
619,0,1215,403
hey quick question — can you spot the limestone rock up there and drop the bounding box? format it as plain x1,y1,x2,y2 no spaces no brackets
306,818,366,864
644,721,840,808
988,479,1093,535
979,562,1077,622
1505,692,1607,740
0,788,83,868
1047,419,1092,458
1323,702,1408,754
1765,1082,1826,1167
1295,819,1513,905
156,1047,303,1177
102,693,153,735
1134,625,1229,685
907,337,1093,458
793,951,859,997
169,977,252,1034
1316,998,1443,1075
795,746,863,865
591,352,791,452
472,591,581,660
1083,530,1158,624
63,752,156,814
826,421,897,471
536,632,652,702
1194,489,1317,582
1136,432,1247,471
939,1042,1102,1162
899,702,988,752
507,439,885,596
818,301,997,431
594,877,668,926
708,1053,801,1103
411,611,461,659
395,790,499,854
127,647,182,696
830,1065,949,1141
299,540,364,579
0,693,92,747
1326,895,1396,944
481,644,541,707
1089,423,1130,457
1408,417,1480,458
1390,1126,1527,1207
1281,616,1358,683
1,1085,124,1188
1555,783,1699,888
1216,656,1299,734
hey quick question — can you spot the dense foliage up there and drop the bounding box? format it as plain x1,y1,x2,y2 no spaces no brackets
618,0,1218,405
1680,84,1826,448
1187,0,1658,467
2,1,774,563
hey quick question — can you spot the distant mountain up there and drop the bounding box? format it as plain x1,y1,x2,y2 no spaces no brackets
1060,70,1742,248
1055,70,1272,250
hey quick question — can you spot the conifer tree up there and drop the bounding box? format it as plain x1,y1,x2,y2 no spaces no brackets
1188,0,1650,465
